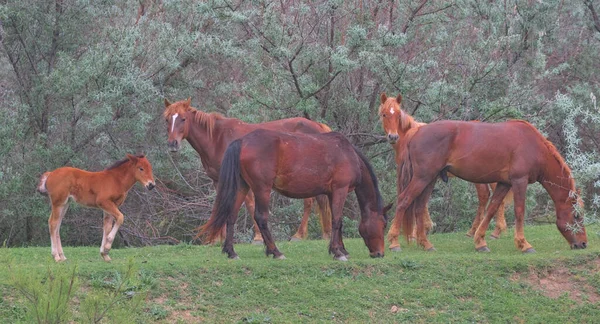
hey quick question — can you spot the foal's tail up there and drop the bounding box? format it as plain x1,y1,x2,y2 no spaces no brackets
196,139,245,243
37,172,51,195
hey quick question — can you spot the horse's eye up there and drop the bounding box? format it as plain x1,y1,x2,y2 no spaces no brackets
181,118,186,122
382,114,387,118
139,167,144,171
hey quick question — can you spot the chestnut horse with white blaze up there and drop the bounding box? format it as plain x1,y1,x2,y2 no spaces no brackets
164,98,332,243
37,154,155,262
394,119,587,253
379,93,513,251
198,129,390,261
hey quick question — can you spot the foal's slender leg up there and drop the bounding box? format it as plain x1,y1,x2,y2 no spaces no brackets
290,198,313,241
473,183,511,252
244,190,263,244
388,178,432,251
253,189,285,259
55,204,69,261
48,202,67,262
509,179,534,253
467,184,490,237
223,188,249,259
97,201,124,261
328,188,350,261
100,211,114,262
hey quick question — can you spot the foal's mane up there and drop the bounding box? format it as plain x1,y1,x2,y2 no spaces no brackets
105,155,145,170
163,99,225,140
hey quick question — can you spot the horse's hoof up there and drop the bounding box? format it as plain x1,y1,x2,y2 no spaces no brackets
426,247,436,252
101,255,112,262
489,235,499,240
389,246,402,252
229,255,240,260
289,237,302,242
476,246,491,253
252,240,264,245
465,233,474,238
274,255,286,260
335,255,348,262
523,248,536,254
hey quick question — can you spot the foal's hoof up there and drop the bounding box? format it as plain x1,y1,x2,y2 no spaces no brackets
289,237,302,242
335,255,349,262
274,255,286,260
252,240,264,245
476,246,491,253
523,248,536,254
389,246,402,252
101,253,112,262
465,233,474,238
489,235,499,240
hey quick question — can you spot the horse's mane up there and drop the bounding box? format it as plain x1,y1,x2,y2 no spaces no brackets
352,145,384,215
514,120,575,191
105,155,145,170
163,99,226,140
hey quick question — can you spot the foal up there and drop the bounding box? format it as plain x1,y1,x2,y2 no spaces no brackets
37,154,155,262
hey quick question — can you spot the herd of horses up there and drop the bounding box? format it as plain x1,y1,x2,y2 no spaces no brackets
37,94,588,262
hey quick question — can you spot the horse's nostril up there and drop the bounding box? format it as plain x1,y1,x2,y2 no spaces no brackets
582,242,587,249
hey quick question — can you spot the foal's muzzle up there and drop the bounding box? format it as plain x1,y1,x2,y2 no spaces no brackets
146,182,155,190
370,252,384,258
387,133,399,144
571,242,587,249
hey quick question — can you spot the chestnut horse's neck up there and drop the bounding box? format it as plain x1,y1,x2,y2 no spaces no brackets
540,142,577,212
353,148,383,216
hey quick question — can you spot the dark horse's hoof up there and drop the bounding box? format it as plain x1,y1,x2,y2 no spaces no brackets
389,246,402,252
523,248,536,254
426,247,436,252
252,240,264,245
489,235,499,240
228,255,240,260
476,246,491,253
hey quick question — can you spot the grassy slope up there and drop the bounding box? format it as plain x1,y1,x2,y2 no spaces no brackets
1,224,599,323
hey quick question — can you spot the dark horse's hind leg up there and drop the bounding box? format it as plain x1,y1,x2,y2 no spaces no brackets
328,188,350,261
223,190,248,259
254,189,285,259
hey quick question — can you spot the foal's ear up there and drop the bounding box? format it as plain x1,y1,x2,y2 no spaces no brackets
164,98,171,107
395,94,402,105
126,154,139,164
185,97,192,107
380,92,387,104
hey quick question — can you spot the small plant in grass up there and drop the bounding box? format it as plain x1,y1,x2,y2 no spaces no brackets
80,258,147,323
9,263,78,324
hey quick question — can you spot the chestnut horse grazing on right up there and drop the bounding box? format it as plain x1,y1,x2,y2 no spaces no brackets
198,129,389,261
392,119,587,253
379,93,513,251
37,154,156,262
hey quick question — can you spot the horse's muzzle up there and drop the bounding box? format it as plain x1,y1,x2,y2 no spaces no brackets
146,182,155,190
387,133,399,144
168,140,180,152
370,252,384,258
571,242,587,249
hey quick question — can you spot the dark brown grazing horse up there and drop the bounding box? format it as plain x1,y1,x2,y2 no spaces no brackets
164,98,332,243
379,93,513,250
37,154,156,262
393,119,587,252
198,129,390,261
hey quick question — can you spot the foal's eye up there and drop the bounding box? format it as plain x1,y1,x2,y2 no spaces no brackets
382,113,387,118
139,167,144,171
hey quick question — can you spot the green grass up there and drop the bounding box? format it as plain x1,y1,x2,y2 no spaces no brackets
1,224,600,323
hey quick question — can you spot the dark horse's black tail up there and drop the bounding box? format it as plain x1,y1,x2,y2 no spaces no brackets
197,139,246,243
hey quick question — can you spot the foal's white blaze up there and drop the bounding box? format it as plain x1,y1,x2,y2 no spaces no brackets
389,107,395,115
171,113,179,132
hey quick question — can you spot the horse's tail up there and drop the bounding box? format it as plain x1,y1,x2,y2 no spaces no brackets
396,136,419,242
37,172,51,195
196,139,245,243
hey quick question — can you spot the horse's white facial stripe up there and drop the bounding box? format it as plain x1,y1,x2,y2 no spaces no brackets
171,113,178,132
390,107,395,115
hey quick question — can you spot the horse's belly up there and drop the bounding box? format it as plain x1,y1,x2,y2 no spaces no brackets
273,174,328,198
448,164,510,184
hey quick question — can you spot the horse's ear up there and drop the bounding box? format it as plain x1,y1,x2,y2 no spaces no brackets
380,93,387,104
396,94,402,105
185,97,191,107
126,154,139,163
164,99,171,107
